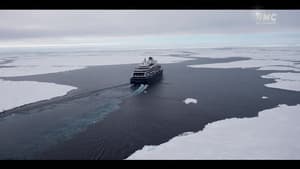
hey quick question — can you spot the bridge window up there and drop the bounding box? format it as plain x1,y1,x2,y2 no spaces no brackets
134,73,145,76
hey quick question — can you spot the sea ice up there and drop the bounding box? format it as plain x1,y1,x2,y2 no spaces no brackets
127,47,300,159
128,104,300,160
262,72,300,92
183,98,198,104
258,66,300,72
188,59,294,69
0,50,192,77
0,79,77,113
188,51,300,92
0,49,192,113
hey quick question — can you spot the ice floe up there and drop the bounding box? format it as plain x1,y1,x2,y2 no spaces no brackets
187,47,300,92
128,104,300,160
0,49,192,112
0,48,192,113
189,61,300,92
128,47,300,159
183,98,198,104
188,59,294,69
187,47,300,61
258,66,300,72
0,79,77,113
262,72,300,92
0,50,192,77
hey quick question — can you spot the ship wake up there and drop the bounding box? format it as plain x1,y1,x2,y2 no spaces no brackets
131,84,149,96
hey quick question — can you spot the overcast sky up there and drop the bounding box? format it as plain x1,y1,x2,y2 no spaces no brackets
0,10,300,49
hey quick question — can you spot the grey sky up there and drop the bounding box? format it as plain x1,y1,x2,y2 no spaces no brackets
0,10,300,48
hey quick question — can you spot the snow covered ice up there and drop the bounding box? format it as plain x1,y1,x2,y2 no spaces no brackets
183,98,198,104
262,72,300,92
128,47,300,160
128,104,300,160
188,47,300,92
0,48,191,112
0,49,192,77
0,79,77,113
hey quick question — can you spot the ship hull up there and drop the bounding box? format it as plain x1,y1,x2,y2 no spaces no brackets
130,70,163,85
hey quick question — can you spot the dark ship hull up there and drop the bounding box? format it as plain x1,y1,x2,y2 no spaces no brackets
130,69,163,85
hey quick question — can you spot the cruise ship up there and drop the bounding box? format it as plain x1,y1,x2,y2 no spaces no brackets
130,57,163,85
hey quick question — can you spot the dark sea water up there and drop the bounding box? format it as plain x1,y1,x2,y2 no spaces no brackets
1,53,300,159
